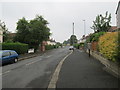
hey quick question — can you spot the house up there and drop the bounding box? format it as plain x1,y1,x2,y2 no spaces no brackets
78,35,89,43
0,26,3,43
8,33,16,41
116,1,120,29
40,38,56,51
108,26,118,32
46,39,56,45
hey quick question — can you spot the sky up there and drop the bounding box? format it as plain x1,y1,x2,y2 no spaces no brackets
0,0,119,43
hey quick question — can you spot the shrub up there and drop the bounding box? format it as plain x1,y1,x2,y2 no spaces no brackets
73,43,84,49
2,42,28,54
73,44,79,49
45,45,58,50
98,32,118,62
117,31,120,62
87,32,105,43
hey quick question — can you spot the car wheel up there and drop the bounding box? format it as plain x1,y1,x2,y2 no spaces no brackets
14,58,18,63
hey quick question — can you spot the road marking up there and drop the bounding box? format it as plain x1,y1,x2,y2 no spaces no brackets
0,70,11,75
25,58,42,66
26,60,39,66
46,55,52,58
47,51,73,89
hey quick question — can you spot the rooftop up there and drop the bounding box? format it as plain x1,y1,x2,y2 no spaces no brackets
116,1,120,14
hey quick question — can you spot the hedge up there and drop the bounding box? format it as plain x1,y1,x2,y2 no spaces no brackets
86,32,105,43
118,31,120,61
98,32,118,62
45,45,58,50
2,42,28,54
73,43,84,49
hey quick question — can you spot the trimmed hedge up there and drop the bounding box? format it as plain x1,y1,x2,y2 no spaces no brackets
73,43,84,49
73,44,79,49
86,32,105,43
118,31,120,61
2,42,28,54
98,32,118,62
45,45,58,50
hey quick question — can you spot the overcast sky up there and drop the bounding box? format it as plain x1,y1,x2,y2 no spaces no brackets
0,0,119,43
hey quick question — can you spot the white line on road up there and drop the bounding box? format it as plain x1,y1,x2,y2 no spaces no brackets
0,70,11,76
25,60,39,66
25,58,42,66
47,51,73,89
46,55,52,58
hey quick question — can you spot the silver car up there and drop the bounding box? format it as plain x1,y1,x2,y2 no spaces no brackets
69,46,74,50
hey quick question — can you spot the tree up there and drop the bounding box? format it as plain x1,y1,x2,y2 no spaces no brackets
28,16,50,49
14,15,51,50
63,39,70,45
91,11,111,32
14,17,30,44
0,20,9,42
70,35,77,45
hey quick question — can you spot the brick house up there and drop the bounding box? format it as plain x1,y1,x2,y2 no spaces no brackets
40,39,56,52
0,27,3,43
108,26,118,32
116,1,120,29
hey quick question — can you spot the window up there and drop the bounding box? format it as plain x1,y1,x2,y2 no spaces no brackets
10,51,17,55
2,52,10,57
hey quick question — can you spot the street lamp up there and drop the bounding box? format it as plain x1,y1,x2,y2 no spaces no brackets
73,22,74,35
83,20,86,36
72,22,74,45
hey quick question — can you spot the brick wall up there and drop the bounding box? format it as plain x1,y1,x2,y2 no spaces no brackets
91,42,98,51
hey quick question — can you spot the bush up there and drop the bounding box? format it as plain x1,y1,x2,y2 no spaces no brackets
45,45,58,50
73,43,84,49
87,32,105,43
118,31,120,61
2,42,28,54
73,44,79,49
98,32,118,62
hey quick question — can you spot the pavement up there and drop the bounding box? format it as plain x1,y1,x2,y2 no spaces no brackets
57,49,120,88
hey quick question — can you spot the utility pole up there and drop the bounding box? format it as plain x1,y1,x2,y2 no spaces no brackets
72,22,74,45
73,22,74,35
83,20,86,36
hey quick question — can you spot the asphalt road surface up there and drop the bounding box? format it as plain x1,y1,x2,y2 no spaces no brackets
57,49,120,88
2,47,120,89
2,46,71,88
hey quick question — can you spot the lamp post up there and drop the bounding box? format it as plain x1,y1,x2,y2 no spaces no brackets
72,22,74,45
73,22,74,35
83,20,86,36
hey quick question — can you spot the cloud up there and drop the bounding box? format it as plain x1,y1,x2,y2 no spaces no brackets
1,0,119,2
1,2,118,42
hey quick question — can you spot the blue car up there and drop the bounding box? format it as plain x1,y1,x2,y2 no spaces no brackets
0,50,19,65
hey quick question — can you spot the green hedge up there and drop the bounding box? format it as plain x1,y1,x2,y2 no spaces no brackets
98,32,118,62
86,32,105,43
2,42,28,54
73,43,84,49
45,45,58,50
73,44,79,49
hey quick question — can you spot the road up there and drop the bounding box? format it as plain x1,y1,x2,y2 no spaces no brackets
2,46,71,88
2,47,120,88
57,49,120,88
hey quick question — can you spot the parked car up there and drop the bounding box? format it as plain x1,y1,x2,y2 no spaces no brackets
69,46,74,50
0,50,19,65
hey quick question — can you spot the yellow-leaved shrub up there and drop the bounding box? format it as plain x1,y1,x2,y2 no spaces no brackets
98,32,118,61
